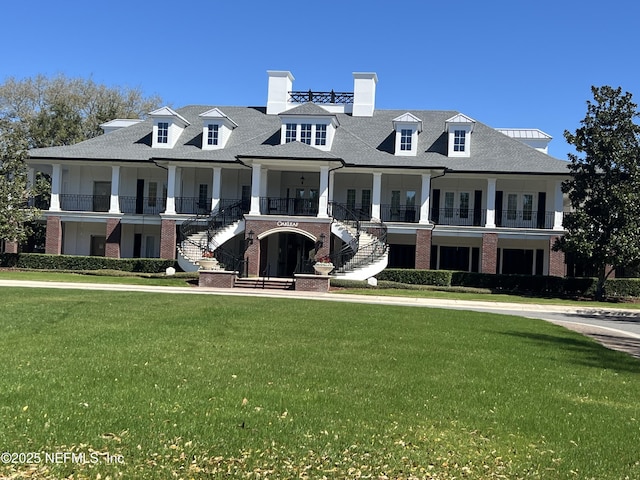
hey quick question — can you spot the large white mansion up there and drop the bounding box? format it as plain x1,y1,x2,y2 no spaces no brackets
26,70,570,279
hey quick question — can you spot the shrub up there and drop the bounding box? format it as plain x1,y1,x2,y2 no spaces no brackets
377,269,452,286
4,253,176,273
605,278,640,298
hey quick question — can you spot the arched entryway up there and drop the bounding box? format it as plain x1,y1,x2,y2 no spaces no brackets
259,230,316,277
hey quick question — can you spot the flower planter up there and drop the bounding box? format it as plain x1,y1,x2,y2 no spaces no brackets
199,258,217,270
313,263,334,275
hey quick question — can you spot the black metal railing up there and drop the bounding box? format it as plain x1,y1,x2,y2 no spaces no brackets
326,202,388,275
260,197,319,216
289,90,354,104
119,196,164,215
179,200,248,269
59,194,110,212
213,247,248,277
380,204,419,223
495,211,557,229
430,208,485,227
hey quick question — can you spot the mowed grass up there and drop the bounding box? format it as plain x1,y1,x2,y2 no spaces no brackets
0,289,638,479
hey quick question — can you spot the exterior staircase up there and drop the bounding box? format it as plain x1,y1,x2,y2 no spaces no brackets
177,201,246,273
234,277,294,290
328,203,388,281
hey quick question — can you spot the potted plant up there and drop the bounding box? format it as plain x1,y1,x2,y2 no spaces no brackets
313,255,334,275
198,250,217,270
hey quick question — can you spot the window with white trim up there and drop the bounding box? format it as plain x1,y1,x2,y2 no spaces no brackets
301,124,312,145
459,192,469,218
315,124,327,146
454,130,466,152
400,129,412,151
157,122,169,144
285,123,296,143
207,124,219,146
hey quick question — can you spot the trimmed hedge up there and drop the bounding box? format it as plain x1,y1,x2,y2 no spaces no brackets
0,253,176,273
606,278,640,298
375,269,604,298
377,269,452,287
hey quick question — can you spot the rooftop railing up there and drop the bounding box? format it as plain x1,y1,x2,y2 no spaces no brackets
289,90,354,104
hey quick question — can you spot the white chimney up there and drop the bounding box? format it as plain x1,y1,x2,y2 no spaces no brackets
267,70,294,115
352,72,378,117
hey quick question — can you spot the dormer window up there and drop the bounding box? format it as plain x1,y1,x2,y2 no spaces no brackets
445,114,475,157
285,124,296,143
454,130,466,152
301,124,312,145
207,124,219,146
157,122,169,144
315,124,327,146
278,103,339,151
393,113,422,157
400,129,413,151
199,108,237,150
149,107,190,149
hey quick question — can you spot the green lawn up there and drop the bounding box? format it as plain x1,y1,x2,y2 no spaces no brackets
0,288,639,479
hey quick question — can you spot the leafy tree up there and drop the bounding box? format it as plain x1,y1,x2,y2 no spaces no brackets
0,75,162,247
0,120,42,245
557,86,640,299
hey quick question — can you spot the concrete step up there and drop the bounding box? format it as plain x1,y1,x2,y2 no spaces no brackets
234,277,294,290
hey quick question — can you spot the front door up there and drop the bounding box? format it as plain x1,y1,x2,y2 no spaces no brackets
93,181,111,212
90,236,106,256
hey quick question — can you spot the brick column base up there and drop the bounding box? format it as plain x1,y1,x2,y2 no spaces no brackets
294,273,330,292
105,218,121,258
160,219,177,260
4,241,19,254
548,236,566,277
45,216,62,255
481,233,498,274
199,270,237,288
415,229,433,269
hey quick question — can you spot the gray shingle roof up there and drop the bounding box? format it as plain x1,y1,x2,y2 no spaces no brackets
29,104,569,174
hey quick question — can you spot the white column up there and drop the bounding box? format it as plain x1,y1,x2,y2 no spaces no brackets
211,167,221,213
109,165,121,214
328,170,335,216
317,166,329,218
419,173,431,224
165,165,176,215
485,177,496,228
27,168,35,188
249,163,262,215
50,163,62,211
553,180,564,230
371,172,382,220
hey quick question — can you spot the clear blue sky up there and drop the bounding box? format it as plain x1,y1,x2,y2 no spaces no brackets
2,0,639,160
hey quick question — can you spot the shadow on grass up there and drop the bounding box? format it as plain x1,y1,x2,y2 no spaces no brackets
501,330,640,373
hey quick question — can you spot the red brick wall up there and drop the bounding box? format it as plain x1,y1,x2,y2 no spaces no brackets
45,216,62,255
105,218,121,258
481,233,498,274
548,235,566,277
199,270,236,288
244,219,331,277
294,274,330,292
415,228,432,269
160,219,177,260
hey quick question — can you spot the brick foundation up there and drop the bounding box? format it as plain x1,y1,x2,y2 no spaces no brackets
105,218,121,258
160,219,177,260
548,236,566,277
294,273,330,292
199,270,237,288
45,216,62,254
481,233,498,274
415,228,432,269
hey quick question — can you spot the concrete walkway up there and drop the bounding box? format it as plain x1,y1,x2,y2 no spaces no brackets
2,279,639,359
